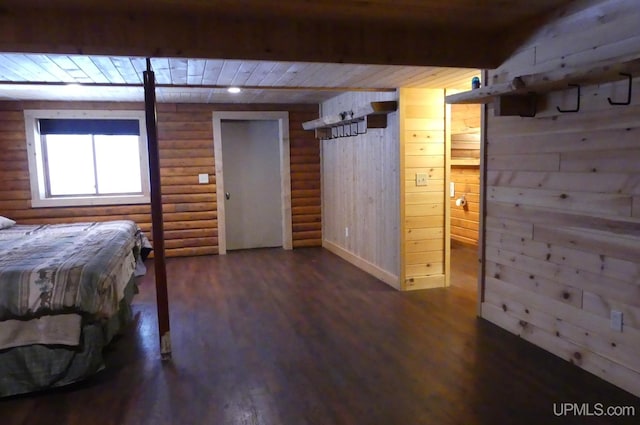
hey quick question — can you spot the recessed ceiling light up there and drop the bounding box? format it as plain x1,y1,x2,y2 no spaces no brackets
65,83,84,92
227,87,241,94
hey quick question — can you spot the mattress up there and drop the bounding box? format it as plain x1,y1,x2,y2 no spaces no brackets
0,221,145,322
0,220,149,397
0,276,139,398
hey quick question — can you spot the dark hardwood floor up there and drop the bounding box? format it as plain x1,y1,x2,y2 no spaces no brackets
450,241,481,294
1,247,638,424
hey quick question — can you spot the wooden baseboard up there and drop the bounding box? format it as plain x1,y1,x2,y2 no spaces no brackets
322,240,400,290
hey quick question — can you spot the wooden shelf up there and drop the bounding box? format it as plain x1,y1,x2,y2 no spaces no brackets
446,57,640,105
302,100,398,130
445,83,515,104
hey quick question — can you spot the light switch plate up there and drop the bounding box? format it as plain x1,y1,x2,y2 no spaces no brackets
416,173,428,186
450,182,455,198
198,173,209,184
611,310,623,332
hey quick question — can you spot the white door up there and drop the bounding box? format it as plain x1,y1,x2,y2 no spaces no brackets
221,120,283,250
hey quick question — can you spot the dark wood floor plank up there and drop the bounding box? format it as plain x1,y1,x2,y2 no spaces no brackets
0,246,638,424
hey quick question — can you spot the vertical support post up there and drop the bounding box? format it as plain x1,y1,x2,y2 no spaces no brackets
477,69,489,317
143,58,172,360
443,89,452,287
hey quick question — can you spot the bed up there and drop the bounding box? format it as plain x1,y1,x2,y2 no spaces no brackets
0,219,150,397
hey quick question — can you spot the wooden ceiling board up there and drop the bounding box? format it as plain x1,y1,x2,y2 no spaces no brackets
230,61,262,87
0,84,345,104
0,84,143,102
410,67,479,88
238,61,271,87
256,62,295,87
186,59,206,86
88,56,127,84
271,62,307,86
0,53,481,103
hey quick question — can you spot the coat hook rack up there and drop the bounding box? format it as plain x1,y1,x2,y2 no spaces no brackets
608,73,632,106
557,84,581,113
302,101,396,139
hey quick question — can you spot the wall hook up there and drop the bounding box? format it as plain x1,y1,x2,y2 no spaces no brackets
608,73,632,106
557,84,581,113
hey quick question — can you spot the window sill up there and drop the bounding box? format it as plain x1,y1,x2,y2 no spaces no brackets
31,195,150,208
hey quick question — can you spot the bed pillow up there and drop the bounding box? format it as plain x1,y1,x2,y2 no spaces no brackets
0,216,16,230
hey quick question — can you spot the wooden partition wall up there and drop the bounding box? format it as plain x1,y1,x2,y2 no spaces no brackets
0,101,321,256
321,92,400,288
399,88,449,290
480,0,640,397
321,89,451,291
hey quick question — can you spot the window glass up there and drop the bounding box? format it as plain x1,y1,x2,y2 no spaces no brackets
94,135,143,194
45,134,96,196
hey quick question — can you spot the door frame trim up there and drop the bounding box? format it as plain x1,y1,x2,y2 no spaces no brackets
212,111,292,254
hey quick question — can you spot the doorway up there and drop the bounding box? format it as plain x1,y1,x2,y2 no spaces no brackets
446,91,482,298
212,111,293,254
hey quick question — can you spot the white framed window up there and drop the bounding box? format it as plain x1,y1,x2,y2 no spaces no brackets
24,110,150,208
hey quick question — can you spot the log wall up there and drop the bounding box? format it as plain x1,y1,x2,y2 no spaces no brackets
0,101,320,256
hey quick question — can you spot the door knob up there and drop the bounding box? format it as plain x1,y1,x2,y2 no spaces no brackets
225,192,230,200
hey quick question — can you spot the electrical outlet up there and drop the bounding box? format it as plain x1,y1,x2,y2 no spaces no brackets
416,173,428,186
345,227,349,238
198,173,209,184
611,310,623,332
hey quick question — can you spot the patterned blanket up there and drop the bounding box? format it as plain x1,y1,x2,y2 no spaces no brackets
0,221,146,321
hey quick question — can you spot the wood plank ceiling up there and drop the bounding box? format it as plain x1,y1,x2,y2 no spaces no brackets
0,0,575,103
0,55,479,103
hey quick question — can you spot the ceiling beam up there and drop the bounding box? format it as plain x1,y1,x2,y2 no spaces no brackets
0,10,505,69
0,81,397,92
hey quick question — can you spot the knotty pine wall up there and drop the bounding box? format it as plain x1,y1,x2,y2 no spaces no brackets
449,103,481,245
482,0,640,396
0,101,320,256
321,92,400,288
400,88,448,290
450,167,479,246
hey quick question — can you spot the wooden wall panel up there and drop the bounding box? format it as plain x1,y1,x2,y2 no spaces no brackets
450,167,480,245
400,88,447,290
0,101,319,257
449,102,481,245
321,91,400,288
450,103,481,161
490,0,640,86
482,2,640,398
